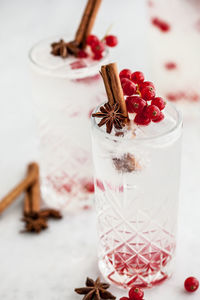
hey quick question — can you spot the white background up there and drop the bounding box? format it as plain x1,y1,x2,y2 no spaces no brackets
0,0,200,299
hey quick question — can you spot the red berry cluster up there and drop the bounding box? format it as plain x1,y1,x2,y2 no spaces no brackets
119,69,166,126
77,34,118,61
120,286,144,300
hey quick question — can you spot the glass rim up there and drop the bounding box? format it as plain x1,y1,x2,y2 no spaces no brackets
28,35,109,79
91,101,182,142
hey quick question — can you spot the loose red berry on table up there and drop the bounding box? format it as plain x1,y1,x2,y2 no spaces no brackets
131,71,145,84
119,69,132,80
140,86,155,101
91,41,105,54
122,80,137,96
134,111,151,126
126,96,146,114
105,35,118,47
129,286,144,300
77,50,88,58
152,97,166,110
119,297,129,300
184,277,199,293
151,17,170,33
152,111,164,123
86,34,99,47
146,104,161,120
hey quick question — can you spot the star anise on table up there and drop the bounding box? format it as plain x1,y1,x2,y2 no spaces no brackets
75,277,116,300
22,216,48,233
51,39,79,58
38,208,62,219
92,102,126,134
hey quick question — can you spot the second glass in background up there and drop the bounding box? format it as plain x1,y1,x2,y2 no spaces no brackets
29,37,108,211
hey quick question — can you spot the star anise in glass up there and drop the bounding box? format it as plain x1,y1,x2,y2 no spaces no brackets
75,277,116,300
51,39,69,58
21,216,48,234
92,102,126,134
51,39,80,58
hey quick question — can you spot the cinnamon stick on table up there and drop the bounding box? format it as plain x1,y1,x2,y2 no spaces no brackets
23,163,40,217
0,162,38,215
100,63,128,118
75,0,102,49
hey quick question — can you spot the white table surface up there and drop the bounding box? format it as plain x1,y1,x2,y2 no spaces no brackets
0,1,200,299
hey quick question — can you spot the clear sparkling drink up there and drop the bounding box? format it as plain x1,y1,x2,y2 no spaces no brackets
148,0,200,115
91,103,182,288
29,37,108,211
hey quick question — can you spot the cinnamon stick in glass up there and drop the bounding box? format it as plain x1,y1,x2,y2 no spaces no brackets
75,0,102,49
100,63,128,118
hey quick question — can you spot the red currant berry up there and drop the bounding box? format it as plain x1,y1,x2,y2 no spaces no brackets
129,287,144,300
184,277,199,293
86,34,99,47
140,86,155,101
119,297,129,300
146,105,161,120
126,96,146,113
152,111,164,123
122,80,137,96
92,52,103,61
77,50,88,58
152,97,166,110
91,41,105,54
105,35,118,47
134,112,151,126
139,81,155,90
131,71,145,84
119,69,132,80
120,78,130,86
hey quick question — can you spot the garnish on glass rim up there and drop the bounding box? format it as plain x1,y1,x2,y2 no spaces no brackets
119,68,166,126
51,39,69,58
92,102,126,134
50,0,118,61
75,277,116,300
92,62,128,133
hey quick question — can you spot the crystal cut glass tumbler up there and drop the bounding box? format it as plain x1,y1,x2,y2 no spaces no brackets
29,36,108,212
91,103,182,288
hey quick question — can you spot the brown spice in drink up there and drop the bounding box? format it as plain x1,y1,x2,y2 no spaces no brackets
113,153,140,173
